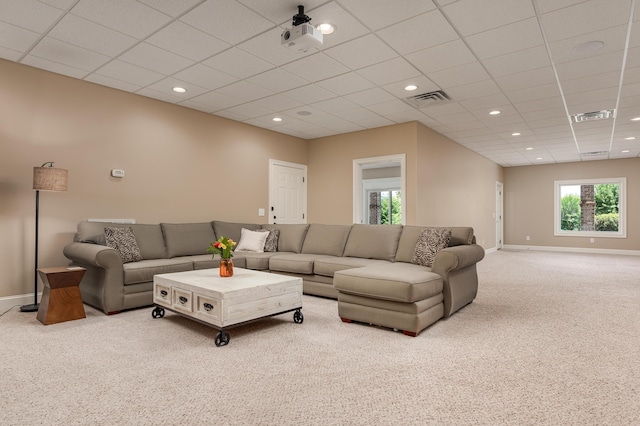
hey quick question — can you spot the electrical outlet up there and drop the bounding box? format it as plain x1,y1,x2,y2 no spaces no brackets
590,238,595,243
526,235,530,241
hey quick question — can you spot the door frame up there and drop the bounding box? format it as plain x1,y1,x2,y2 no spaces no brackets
496,181,504,250
268,159,307,224
353,154,406,225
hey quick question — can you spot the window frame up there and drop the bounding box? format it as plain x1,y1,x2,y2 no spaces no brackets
362,177,402,225
553,177,627,238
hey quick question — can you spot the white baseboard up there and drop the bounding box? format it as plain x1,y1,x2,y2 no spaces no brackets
0,293,41,314
502,244,640,256
484,247,498,254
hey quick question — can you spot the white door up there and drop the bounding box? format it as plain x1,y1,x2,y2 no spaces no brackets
496,181,503,250
269,160,307,224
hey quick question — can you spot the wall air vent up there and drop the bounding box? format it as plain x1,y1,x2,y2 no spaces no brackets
403,90,450,109
571,109,616,123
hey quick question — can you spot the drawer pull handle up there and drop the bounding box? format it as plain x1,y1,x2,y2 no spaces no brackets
179,296,188,304
160,290,168,297
203,303,214,311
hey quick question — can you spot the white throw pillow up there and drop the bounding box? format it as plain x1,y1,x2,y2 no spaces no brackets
235,228,269,252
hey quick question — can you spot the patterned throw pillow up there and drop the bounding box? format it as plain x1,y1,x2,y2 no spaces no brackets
411,227,452,267
256,229,279,252
104,227,142,263
263,229,279,252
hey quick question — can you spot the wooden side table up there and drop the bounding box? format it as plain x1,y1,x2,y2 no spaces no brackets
36,267,86,325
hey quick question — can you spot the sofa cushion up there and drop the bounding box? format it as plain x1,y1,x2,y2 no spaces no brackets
269,253,334,275
411,228,452,267
232,251,281,270
313,256,390,277
342,224,403,261
161,223,216,258
104,227,142,263
123,259,193,285
76,221,167,259
235,228,268,252
261,224,309,253
212,221,261,247
334,265,443,303
301,224,351,256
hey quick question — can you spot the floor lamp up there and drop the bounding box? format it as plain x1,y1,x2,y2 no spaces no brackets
20,162,68,312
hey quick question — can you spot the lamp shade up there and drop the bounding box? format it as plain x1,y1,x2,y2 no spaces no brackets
33,166,68,192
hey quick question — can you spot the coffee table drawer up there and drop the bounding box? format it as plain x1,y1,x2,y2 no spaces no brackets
154,284,171,304
172,288,193,312
194,295,221,323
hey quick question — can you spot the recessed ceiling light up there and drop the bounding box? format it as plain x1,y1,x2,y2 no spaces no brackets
272,117,282,122
536,157,543,160
512,132,521,136
316,23,335,34
526,147,533,151
625,136,636,140
489,110,501,115
572,40,604,54
404,84,418,91
631,117,640,121
172,87,187,93
622,150,630,153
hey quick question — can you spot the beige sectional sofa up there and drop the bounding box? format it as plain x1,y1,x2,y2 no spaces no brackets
63,220,485,336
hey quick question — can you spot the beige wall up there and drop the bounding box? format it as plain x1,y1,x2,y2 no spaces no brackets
504,158,640,250
415,123,504,248
0,60,307,298
307,122,419,224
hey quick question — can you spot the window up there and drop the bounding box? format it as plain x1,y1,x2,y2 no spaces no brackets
362,177,402,225
554,177,626,238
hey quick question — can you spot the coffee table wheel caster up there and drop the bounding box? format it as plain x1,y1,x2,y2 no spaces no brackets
293,309,304,324
215,331,230,347
152,307,165,319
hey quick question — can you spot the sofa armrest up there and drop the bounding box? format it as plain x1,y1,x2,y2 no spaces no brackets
431,244,485,275
63,242,125,314
431,244,485,317
64,242,123,270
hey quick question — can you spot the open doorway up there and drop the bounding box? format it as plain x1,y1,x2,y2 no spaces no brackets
353,154,406,225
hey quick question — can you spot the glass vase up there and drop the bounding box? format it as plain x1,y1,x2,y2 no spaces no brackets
219,258,233,277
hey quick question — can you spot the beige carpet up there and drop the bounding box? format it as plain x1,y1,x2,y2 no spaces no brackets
1,250,638,425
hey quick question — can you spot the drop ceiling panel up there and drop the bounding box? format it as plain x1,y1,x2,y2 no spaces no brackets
482,46,551,78
246,67,309,93
494,66,557,92
547,25,629,64
324,34,398,70
137,0,206,17
145,21,230,62
406,39,477,75
539,0,632,43
429,62,491,88
281,53,350,82
202,48,274,80
343,88,397,107
0,22,41,54
47,14,137,57
356,57,421,86
466,17,544,60
71,0,172,39
506,83,560,104
443,0,535,36
251,94,302,111
377,10,459,55
21,54,88,78
173,63,239,90
339,0,436,31
93,59,165,86
282,84,337,104
119,43,194,75
30,37,109,71
1,0,65,33
316,72,375,96
179,0,274,44
303,2,370,49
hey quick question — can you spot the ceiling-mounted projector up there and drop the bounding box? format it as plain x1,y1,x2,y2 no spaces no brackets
281,5,323,52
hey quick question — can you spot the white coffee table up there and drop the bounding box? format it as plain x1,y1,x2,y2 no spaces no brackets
152,268,303,346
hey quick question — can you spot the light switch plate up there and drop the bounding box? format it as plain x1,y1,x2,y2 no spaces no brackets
258,208,265,217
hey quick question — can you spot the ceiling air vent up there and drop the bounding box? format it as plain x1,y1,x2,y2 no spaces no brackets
581,151,609,157
571,109,616,123
403,90,450,109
